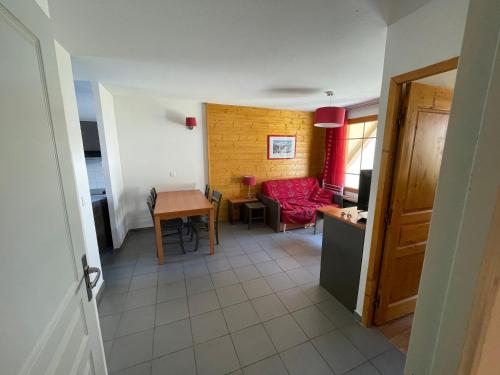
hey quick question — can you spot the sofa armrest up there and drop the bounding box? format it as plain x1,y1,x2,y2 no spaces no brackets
333,192,343,207
257,193,281,232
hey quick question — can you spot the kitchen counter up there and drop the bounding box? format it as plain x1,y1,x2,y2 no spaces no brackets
91,194,107,203
91,193,112,250
319,206,366,311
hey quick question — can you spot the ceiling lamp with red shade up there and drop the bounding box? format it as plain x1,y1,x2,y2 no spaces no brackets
314,91,346,128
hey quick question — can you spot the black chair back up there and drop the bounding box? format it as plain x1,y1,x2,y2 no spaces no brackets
150,187,157,202
211,190,222,222
204,184,210,199
146,199,154,222
147,194,155,208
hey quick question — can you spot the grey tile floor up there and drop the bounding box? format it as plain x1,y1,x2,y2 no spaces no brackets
98,223,406,375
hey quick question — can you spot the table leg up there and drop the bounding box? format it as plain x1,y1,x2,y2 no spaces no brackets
209,208,215,255
154,215,164,265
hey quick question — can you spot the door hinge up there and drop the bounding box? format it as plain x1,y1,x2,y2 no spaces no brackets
384,207,393,226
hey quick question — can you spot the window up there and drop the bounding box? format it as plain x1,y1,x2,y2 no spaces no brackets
345,116,378,190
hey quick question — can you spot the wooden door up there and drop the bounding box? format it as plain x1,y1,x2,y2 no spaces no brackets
0,1,107,374
374,82,453,325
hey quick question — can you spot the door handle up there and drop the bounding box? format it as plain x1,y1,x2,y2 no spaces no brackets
82,254,101,301
87,266,101,289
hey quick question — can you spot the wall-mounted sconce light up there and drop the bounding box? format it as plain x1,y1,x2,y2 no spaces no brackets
186,117,197,130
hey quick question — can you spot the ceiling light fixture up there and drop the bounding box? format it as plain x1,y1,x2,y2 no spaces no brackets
314,91,346,128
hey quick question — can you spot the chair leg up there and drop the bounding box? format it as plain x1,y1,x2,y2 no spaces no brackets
193,226,200,252
215,222,219,245
178,227,186,254
185,224,193,242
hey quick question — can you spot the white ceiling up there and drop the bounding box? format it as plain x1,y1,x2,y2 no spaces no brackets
49,0,432,111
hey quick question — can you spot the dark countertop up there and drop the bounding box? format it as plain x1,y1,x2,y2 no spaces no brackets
91,194,107,203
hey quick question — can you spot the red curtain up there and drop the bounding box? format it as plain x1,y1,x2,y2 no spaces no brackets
321,117,348,187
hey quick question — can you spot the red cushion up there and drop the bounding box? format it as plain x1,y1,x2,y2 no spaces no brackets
286,198,321,208
261,177,319,201
309,186,334,205
261,177,336,225
282,207,317,224
278,200,294,210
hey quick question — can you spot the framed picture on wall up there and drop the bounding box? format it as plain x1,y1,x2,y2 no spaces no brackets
267,135,296,160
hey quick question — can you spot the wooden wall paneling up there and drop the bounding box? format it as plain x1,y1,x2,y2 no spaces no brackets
206,103,325,221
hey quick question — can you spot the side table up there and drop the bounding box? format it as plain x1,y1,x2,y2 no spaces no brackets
227,197,259,224
244,202,267,229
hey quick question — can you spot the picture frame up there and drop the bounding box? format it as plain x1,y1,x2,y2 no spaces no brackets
267,135,296,160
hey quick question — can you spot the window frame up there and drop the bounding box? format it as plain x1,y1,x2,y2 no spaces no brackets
344,115,378,192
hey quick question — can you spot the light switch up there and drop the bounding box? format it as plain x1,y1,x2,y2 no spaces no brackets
169,171,177,177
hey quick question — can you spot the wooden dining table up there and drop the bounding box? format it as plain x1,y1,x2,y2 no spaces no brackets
153,189,215,265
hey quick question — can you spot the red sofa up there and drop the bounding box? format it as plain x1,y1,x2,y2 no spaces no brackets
257,177,341,232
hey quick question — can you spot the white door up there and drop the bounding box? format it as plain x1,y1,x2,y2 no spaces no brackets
0,1,107,374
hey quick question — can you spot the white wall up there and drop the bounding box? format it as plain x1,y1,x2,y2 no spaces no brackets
112,94,206,229
407,0,500,372
355,0,470,317
53,41,103,292
93,83,127,248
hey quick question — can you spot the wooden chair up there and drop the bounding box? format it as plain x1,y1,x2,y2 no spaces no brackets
147,198,186,253
190,190,222,250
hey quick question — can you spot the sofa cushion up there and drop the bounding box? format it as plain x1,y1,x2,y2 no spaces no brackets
286,198,321,208
309,186,334,205
278,200,294,210
282,207,318,225
261,177,319,201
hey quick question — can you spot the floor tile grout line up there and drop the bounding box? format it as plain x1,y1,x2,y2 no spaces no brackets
107,293,346,350
107,358,152,375
187,310,200,375
349,360,384,375
308,334,340,375
216,291,242,373
338,324,398,363
151,265,159,364
101,226,400,374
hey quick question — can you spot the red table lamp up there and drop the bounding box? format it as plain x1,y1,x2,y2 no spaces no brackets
242,175,256,198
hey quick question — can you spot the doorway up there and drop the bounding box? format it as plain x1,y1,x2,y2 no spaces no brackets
362,58,459,349
75,81,113,254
